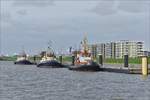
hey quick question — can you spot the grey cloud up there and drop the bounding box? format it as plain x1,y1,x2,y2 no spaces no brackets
13,0,54,7
92,0,150,15
92,0,117,15
16,9,28,15
118,0,150,13
0,12,13,24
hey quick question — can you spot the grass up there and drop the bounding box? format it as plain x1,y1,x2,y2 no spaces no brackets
0,56,17,61
0,56,41,62
56,56,72,62
102,57,150,64
28,56,41,62
103,58,124,64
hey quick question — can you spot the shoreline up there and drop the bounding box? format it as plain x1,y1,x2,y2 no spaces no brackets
0,56,150,64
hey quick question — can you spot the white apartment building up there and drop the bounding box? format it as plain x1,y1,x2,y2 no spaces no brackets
89,40,144,59
115,40,143,58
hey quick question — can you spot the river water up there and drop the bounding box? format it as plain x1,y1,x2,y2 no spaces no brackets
0,61,150,100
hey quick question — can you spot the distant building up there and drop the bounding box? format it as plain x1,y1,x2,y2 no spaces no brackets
89,42,116,59
89,40,144,59
115,40,143,58
96,43,105,59
105,42,116,58
143,51,150,57
88,44,97,59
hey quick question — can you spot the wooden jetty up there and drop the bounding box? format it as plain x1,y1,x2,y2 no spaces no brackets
102,67,150,74
101,64,150,74
128,68,150,74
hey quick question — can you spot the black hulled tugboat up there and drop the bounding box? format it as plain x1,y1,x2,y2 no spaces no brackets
37,45,65,68
69,34,101,71
14,50,35,65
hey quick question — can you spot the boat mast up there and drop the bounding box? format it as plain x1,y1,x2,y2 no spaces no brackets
82,33,89,56
47,40,54,57
21,46,26,59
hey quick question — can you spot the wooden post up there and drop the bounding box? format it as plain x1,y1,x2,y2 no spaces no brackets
72,55,75,66
59,55,62,64
124,55,128,67
142,56,148,76
98,54,103,66
33,55,36,63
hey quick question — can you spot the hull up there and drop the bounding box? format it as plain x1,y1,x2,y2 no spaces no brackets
14,60,35,65
69,62,101,71
37,60,66,68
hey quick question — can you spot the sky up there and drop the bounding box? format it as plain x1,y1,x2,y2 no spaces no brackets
0,0,150,55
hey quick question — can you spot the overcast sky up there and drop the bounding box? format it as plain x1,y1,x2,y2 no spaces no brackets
0,0,150,55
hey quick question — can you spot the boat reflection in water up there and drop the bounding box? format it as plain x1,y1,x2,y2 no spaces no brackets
37,46,65,68
69,34,101,71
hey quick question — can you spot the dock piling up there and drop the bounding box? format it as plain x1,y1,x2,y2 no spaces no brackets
33,55,36,62
59,55,62,64
98,54,103,66
142,56,148,76
72,55,75,66
124,55,128,67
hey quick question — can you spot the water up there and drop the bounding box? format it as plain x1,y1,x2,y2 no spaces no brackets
0,61,150,100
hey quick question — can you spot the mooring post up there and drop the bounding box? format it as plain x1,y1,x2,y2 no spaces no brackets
72,55,75,66
98,54,103,66
142,56,148,76
33,55,36,63
124,55,128,67
59,55,62,64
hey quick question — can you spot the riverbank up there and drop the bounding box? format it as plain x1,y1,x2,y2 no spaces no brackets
0,56,41,62
61,56,150,64
0,56,17,61
0,56,150,64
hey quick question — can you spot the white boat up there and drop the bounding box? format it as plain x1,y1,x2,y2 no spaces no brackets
37,46,65,68
69,34,101,71
14,51,34,65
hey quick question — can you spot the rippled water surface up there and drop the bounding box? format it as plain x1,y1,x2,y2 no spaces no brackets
0,61,150,100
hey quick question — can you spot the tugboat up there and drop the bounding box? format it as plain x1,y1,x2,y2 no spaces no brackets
14,50,35,65
69,34,101,71
37,43,66,68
